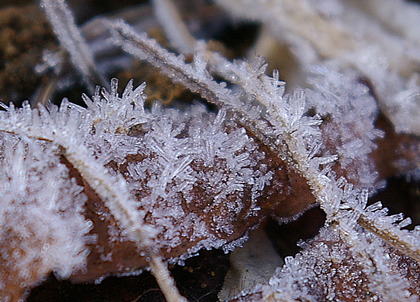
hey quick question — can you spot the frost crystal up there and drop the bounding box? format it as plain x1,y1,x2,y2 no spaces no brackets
306,68,384,189
123,103,277,250
0,134,90,300
257,226,419,302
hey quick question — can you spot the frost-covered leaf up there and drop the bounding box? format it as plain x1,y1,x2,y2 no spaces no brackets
0,135,91,301
3,0,420,300
0,79,316,298
104,16,420,300
231,225,420,302
69,81,315,281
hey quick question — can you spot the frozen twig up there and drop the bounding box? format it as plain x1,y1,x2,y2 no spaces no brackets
149,255,188,302
40,0,107,91
152,0,196,54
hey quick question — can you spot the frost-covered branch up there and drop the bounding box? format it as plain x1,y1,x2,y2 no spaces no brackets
40,0,107,90
151,0,196,54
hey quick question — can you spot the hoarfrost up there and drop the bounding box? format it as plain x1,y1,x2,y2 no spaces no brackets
0,134,90,299
104,18,420,280
217,0,420,138
0,78,290,298
306,68,383,189
253,226,419,302
120,101,279,251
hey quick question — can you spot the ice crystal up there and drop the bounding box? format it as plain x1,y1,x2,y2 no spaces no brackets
104,6,420,300
306,68,384,189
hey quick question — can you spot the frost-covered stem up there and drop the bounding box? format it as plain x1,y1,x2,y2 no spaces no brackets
357,216,420,263
106,20,226,103
149,255,188,302
283,131,420,264
105,20,283,150
152,0,196,54
2,135,185,302
0,126,154,249
60,145,154,247
40,0,107,90
284,133,420,263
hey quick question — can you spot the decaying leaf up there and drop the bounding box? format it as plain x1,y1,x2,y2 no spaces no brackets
0,77,315,300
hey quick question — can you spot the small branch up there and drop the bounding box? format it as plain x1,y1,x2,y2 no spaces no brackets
358,214,420,263
149,254,188,302
41,0,107,91
152,0,196,54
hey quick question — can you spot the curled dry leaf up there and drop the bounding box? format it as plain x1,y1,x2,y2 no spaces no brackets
65,94,315,282
0,78,315,300
230,225,420,301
